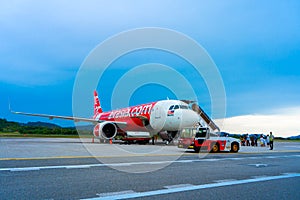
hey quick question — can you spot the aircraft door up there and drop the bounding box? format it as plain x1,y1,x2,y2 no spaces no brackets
149,102,166,132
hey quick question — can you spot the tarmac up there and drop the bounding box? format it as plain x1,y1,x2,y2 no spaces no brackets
238,141,300,153
1,137,299,160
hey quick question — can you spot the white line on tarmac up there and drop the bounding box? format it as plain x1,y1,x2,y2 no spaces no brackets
96,190,135,197
1,154,300,172
164,184,194,189
84,173,300,200
10,167,40,172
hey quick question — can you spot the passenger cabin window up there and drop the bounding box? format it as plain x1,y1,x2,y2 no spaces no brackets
174,105,179,109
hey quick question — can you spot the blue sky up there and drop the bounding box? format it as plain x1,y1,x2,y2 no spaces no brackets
1,1,299,136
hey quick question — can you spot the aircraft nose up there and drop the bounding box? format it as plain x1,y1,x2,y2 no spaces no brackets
182,109,199,127
190,110,200,124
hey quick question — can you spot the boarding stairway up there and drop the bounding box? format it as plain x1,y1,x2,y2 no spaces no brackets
192,104,220,132
181,100,220,133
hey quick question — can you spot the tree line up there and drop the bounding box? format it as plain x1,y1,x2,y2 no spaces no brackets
0,118,79,135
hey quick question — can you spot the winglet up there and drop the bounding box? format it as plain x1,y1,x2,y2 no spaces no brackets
94,90,103,115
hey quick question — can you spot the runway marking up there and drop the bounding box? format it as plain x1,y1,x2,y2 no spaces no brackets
96,190,135,197
1,149,300,161
10,167,41,172
85,173,300,200
65,165,92,169
0,154,185,161
1,154,300,172
248,164,268,168
239,150,300,154
283,146,300,148
251,175,268,179
214,179,237,183
164,184,194,189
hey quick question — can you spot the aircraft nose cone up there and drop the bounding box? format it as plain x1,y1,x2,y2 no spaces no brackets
181,110,199,127
190,110,200,124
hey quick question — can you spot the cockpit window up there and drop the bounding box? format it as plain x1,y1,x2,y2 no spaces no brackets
169,104,190,111
169,105,174,110
180,105,189,109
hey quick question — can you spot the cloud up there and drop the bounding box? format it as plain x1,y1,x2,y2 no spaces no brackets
215,106,300,137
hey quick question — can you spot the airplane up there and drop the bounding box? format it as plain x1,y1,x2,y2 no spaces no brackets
11,91,200,143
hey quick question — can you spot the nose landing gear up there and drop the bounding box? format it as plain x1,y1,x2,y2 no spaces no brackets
159,131,178,145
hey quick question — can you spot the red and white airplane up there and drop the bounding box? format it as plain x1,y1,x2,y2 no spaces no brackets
12,91,199,141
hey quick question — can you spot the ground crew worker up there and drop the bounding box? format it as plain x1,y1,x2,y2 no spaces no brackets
269,132,274,150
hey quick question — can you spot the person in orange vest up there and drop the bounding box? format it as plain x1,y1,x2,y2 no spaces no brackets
269,132,274,150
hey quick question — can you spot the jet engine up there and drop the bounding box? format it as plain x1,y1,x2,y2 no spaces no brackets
93,122,117,139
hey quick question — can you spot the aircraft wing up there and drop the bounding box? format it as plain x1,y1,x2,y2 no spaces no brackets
11,110,127,126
